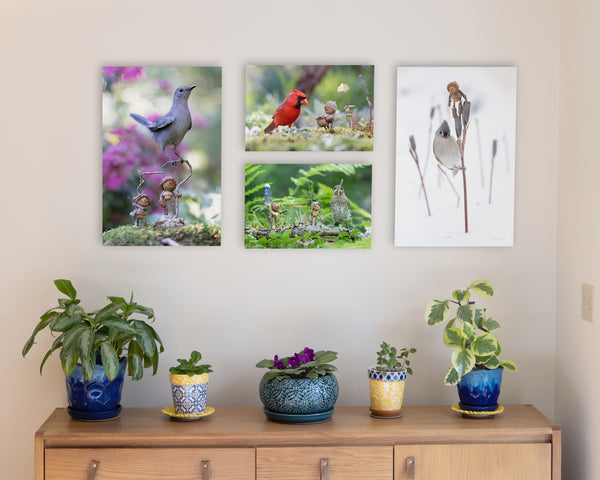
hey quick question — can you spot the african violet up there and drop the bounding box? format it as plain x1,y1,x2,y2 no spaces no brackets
425,279,517,386
256,347,338,381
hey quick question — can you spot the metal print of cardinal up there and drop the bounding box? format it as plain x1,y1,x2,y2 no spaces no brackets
245,65,374,152
395,66,517,247
102,66,222,246
244,164,372,249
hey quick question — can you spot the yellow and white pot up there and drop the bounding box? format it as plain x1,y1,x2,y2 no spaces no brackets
368,367,406,418
169,372,209,415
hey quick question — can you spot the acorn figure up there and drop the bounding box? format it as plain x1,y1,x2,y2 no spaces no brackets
330,179,351,225
309,201,324,226
316,101,337,132
130,193,150,229
159,176,182,216
269,202,285,229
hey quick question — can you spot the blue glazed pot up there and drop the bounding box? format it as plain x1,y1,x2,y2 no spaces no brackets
65,358,127,420
457,367,503,412
259,374,339,415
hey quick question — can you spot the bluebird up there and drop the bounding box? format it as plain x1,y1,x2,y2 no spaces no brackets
433,120,465,176
330,179,351,225
130,85,196,164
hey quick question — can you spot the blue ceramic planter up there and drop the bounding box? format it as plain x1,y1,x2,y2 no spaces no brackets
457,367,503,412
259,374,339,416
65,358,127,420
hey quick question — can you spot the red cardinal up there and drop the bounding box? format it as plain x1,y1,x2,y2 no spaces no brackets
264,89,309,133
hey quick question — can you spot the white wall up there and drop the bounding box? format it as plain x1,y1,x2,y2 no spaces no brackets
0,1,560,478
556,0,600,478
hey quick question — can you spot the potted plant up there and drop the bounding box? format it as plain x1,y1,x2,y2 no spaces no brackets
22,279,163,420
425,279,517,413
368,341,416,418
169,350,212,416
256,347,338,423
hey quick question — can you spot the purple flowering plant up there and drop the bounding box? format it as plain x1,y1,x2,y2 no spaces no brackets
256,347,338,381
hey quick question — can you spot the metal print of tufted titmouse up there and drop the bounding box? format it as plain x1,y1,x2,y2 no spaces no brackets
433,120,465,176
130,85,196,164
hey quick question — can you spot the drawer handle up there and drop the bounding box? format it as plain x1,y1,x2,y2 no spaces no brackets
201,460,211,480
406,456,416,479
86,460,100,480
320,458,330,480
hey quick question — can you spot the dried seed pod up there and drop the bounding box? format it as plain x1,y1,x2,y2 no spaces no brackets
462,101,471,126
492,139,498,157
409,135,416,151
454,116,462,138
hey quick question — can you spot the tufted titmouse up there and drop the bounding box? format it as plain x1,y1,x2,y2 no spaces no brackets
433,120,465,176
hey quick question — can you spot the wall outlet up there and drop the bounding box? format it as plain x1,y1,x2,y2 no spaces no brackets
581,283,594,323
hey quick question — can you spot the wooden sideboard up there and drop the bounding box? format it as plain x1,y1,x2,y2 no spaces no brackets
35,405,560,479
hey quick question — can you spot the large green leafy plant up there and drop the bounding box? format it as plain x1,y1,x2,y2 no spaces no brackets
424,279,517,386
22,279,163,381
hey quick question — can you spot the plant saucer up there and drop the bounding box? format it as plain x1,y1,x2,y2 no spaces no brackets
451,404,504,419
161,406,215,422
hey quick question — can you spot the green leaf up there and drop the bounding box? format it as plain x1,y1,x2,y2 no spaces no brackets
444,366,460,386
133,321,157,358
481,317,501,332
456,304,475,325
128,341,143,381
256,359,275,368
452,289,470,303
473,307,485,329
461,320,474,338
51,312,82,332
102,317,138,336
500,359,518,372
59,342,80,377
443,328,465,348
471,333,498,356
78,326,95,359
22,311,59,356
469,279,494,298
425,300,450,326
54,279,77,300
39,334,66,374
100,343,120,380
451,348,475,377
482,355,500,369
314,350,338,364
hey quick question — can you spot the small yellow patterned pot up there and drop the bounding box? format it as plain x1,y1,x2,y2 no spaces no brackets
368,367,406,418
169,373,209,415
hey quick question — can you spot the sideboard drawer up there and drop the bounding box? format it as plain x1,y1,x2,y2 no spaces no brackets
45,447,255,480
257,446,393,479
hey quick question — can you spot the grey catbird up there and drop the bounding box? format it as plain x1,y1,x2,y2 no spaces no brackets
130,85,196,164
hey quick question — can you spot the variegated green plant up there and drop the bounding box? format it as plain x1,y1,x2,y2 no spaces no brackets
22,279,163,382
425,279,517,386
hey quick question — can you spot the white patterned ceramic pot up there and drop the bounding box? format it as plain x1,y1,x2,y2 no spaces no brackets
259,374,339,415
169,372,209,415
368,367,406,418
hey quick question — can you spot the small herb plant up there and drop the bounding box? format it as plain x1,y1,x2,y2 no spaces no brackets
425,279,517,386
22,279,163,382
169,350,212,376
256,347,338,381
376,342,416,374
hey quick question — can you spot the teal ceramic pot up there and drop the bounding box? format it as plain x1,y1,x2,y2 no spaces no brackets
65,358,127,420
259,374,339,415
457,367,503,412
